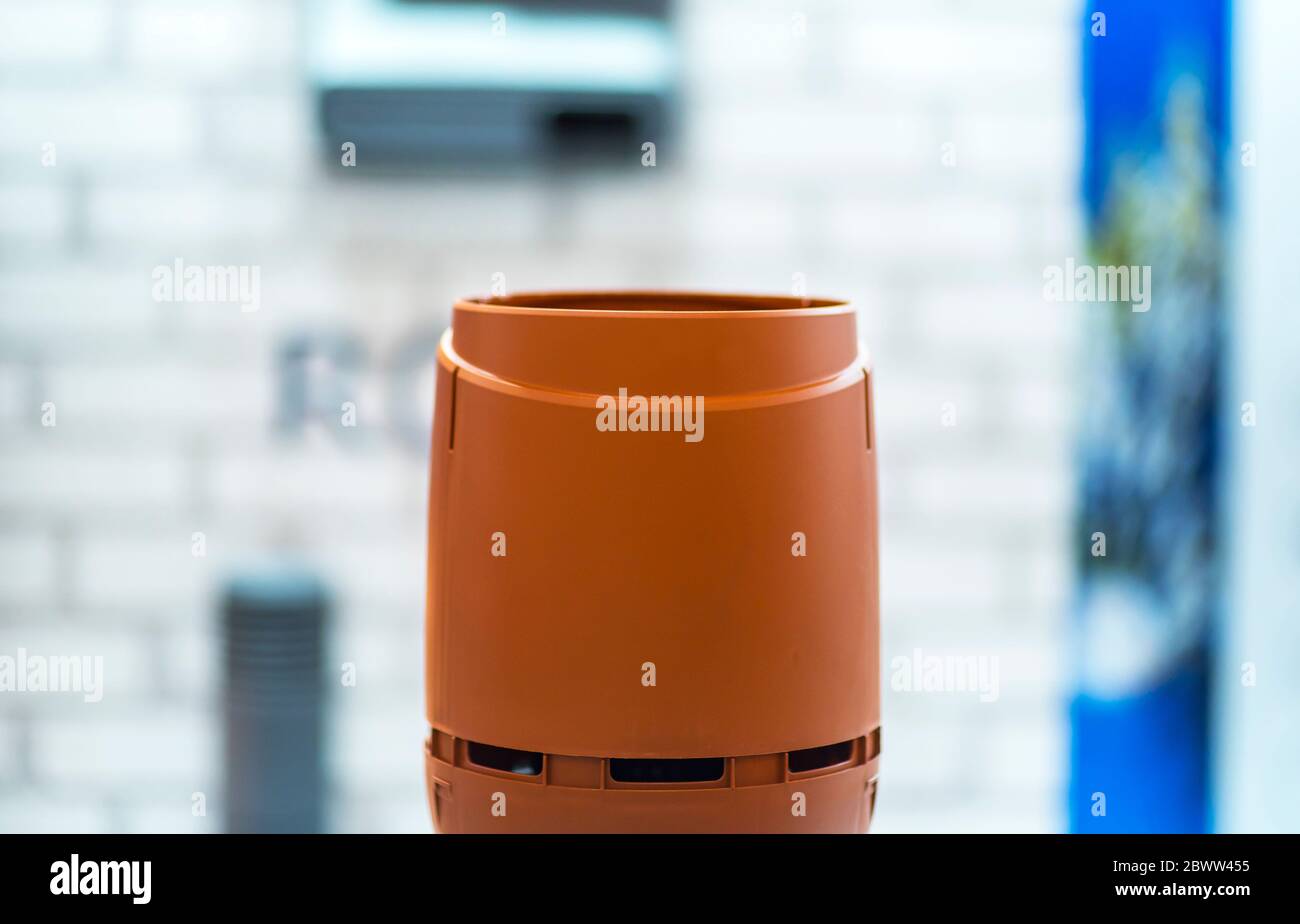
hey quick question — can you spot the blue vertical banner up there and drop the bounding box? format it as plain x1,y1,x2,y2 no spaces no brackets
1072,0,1230,833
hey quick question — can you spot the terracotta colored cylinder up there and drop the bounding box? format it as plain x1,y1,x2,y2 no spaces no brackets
424,291,880,833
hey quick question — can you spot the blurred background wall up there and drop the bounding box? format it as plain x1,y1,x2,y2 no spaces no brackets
1217,0,1300,834
2,0,1088,832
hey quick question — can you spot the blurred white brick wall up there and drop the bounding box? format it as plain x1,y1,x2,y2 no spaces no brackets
0,0,1082,833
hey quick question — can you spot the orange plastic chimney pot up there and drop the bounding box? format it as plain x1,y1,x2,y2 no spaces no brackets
424,291,880,833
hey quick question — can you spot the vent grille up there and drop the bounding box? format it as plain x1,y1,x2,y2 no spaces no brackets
466,741,543,776
609,757,725,784
788,739,855,774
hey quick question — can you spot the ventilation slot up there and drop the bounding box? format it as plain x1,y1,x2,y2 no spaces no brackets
609,757,725,784
788,739,854,774
466,741,543,776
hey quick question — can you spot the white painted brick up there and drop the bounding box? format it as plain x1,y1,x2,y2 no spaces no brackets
947,0,1079,24
558,176,685,247
30,710,216,785
667,251,873,308
331,704,427,790
0,720,20,781
0,265,163,350
44,362,273,434
159,626,218,700
72,531,212,613
325,538,421,618
1019,532,1075,613
0,624,156,704
872,712,968,789
333,624,421,697
960,636,1067,703
0,363,31,427
685,194,802,254
0,448,188,514
205,89,314,171
981,704,1068,790
164,301,284,362
681,0,953,101
681,5,817,85
1034,218,1089,273
120,796,222,834
0,183,69,246
0,528,57,607
165,255,424,345
307,180,550,247
881,535,1004,611
827,195,1027,268
906,456,1072,524
874,372,997,441
0,86,202,166
124,0,297,80
331,791,428,834
877,383,997,440
841,18,1071,111
0,789,111,833
211,448,421,516
874,788,1060,833
687,106,935,179
915,282,1077,355
0,1,114,68
950,111,1081,181
87,181,293,246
